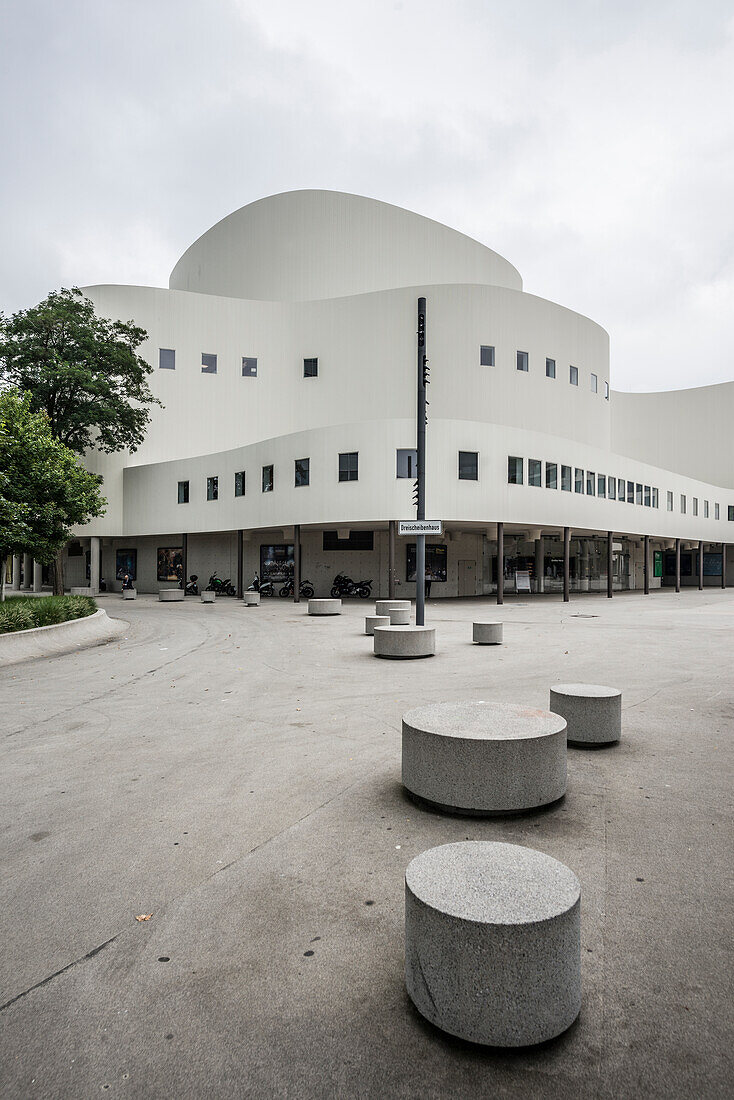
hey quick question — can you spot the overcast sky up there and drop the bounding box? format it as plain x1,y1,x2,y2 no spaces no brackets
1,0,733,392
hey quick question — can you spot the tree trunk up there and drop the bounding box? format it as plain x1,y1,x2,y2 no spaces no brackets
53,548,65,595
0,556,6,602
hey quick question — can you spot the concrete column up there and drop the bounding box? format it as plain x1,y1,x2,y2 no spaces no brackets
644,535,650,595
496,523,504,606
237,530,244,598
181,533,188,594
534,538,544,594
388,520,396,600
563,527,570,603
722,543,727,590
607,532,613,599
10,555,21,591
294,525,301,603
675,538,681,593
22,553,32,590
698,540,704,591
89,537,101,595
33,560,43,593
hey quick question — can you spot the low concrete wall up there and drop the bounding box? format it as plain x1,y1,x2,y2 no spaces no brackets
0,609,127,668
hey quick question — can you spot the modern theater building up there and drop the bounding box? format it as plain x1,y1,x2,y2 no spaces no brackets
10,189,734,599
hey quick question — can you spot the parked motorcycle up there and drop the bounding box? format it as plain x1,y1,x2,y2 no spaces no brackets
278,578,315,599
184,573,199,596
206,571,236,597
330,573,372,599
248,572,274,597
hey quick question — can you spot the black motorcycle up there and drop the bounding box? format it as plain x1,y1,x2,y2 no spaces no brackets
330,573,372,599
184,574,199,596
206,571,236,597
278,578,315,599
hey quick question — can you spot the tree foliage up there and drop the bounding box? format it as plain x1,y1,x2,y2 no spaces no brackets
0,287,160,454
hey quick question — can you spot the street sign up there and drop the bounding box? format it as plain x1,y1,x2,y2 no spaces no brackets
399,520,443,536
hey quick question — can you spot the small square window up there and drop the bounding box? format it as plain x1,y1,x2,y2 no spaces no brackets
692,497,698,516
590,373,598,393
609,476,616,499
159,348,175,370
234,471,245,497
586,471,595,496
459,451,478,480
546,461,558,489
207,476,218,501
644,485,651,507
338,452,358,482
575,468,584,493
295,458,310,487
242,357,257,377
598,474,606,498
715,503,720,520
508,456,523,485
681,494,687,514
604,381,610,400
570,365,579,386
528,459,542,487
201,353,217,374
177,479,189,504
667,491,673,511
561,465,572,491
516,350,529,372
304,357,318,378
480,345,495,367
397,449,417,478
262,465,274,492
546,358,556,379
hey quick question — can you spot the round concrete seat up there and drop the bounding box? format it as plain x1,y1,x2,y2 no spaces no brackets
402,701,566,813
375,599,411,616
159,589,185,602
308,598,342,615
121,589,137,600
365,615,390,635
200,591,216,603
389,608,411,625
550,683,622,746
374,625,435,659
242,592,260,606
473,621,502,645
70,586,94,596
405,841,581,1047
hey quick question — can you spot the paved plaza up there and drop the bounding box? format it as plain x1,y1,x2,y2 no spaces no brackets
1,591,732,1098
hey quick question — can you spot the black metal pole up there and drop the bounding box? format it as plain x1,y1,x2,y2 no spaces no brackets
675,538,681,593
388,520,396,599
722,543,727,590
607,531,613,598
416,297,427,627
496,522,504,605
698,539,704,591
237,530,244,598
294,525,301,603
182,532,188,595
563,527,570,603
644,534,649,595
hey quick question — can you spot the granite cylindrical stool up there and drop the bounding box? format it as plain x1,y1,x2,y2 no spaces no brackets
375,599,411,616
389,608,411,625
308,598,342,615
365,615,390,635
405,841,581,1046
374,625,435,659
550,684,622,746
473,621,502,645
402,702,566,813
159,589,185,602
242,592,260,606
122,589,137,600
200,591,216,603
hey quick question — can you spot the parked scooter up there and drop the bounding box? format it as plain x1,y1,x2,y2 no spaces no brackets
330,573,372,599
247,572,274,597
278,578,315,599
206,571,236,597
184,574,199,596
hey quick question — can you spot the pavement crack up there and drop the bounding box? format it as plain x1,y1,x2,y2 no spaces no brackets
0,934,119,1013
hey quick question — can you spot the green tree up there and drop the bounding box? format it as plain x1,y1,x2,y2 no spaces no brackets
0,287,160,591
0,390,106,601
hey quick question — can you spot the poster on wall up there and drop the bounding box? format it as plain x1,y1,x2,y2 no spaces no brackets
116,548,137,581
157,546,183,583
703,552,722,576
260,544,294,582
653,550,663,578
406,543,447,583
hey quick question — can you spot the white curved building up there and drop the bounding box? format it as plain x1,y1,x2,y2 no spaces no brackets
28,190,734,597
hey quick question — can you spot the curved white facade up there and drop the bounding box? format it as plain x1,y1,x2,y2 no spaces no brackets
62,190,733,597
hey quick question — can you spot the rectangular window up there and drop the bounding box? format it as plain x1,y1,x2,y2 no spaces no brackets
303,357,318,378
338,452,358,482
598,474,606,498
516,350,529,372
608,476,616,499
508,456,523,484
667,491,674,511
323,530,374,551
693,497,698,516
234,471,245,497
590,373,598,393
406,543,447,583
619,477,626,502
177,480,189,504
604,381,610,400
260,544,294,583
529,459,542,487
396,449,418,478
728,505,734,521
570,365,579,386
715,503,719,520
546,357,556,378
644,485,651,507
480,345,495,367
681,494,686,514
242,357,257,377
575,468,584,493
206,476,218,501
295,458,310,487
586,470,595,495
546,461,558,489
201,353,217,374
652,488,659,508
262,465,274,492
561,465,572,491
459,451,479,480
704,500,709,518
627,481,634,503
159,348,175,370
636,483,643,505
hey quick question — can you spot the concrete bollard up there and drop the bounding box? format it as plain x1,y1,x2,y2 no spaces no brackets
308,598,342,615
374,625,435,659
365,615,390,635
473,621,503,645
550,684,622,746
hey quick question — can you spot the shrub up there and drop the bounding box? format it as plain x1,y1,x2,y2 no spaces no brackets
0,595,97,634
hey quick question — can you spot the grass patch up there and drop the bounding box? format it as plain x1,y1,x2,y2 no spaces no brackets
0,595,97,635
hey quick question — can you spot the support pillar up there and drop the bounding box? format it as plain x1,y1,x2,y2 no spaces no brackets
675,538,681,593
722,543,727,590
388,520,396,600
23,553,32,590
698,540,704,591
181,533,188,594
644,534,650,595
89,537,101,595
607,532,613,599
11,555,21,592
563,527,570,603
237,530,244,599
33,560,43,593
496,523,504,606
534,538,544,594
294,525,301,603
